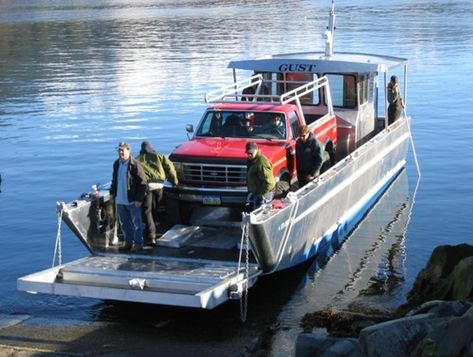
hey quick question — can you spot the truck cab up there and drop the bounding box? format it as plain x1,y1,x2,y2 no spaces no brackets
165,75,337,216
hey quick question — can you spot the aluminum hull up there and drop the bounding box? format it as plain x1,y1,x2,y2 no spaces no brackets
249,117,410,273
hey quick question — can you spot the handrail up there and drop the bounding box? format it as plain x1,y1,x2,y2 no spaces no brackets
280,76,334,120
205,74,263,103
205,75,333,118
280,76,328,105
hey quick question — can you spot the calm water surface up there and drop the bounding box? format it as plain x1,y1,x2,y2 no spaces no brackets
1,0,472,354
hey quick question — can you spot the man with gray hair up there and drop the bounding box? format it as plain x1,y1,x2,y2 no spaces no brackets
110,141,147,251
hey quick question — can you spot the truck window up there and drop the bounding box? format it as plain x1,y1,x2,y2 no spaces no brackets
325,74,356,108
196,111,222,137
289,111,301,140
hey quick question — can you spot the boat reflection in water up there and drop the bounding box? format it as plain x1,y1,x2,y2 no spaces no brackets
272,169,414,354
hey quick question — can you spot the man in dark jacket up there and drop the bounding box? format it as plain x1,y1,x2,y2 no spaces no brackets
296,125,323,188
387,75,404,125
246,142,276,209
110,142,147,251
136,140,178,245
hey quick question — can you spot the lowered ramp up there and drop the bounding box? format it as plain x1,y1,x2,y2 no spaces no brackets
18,254,261,309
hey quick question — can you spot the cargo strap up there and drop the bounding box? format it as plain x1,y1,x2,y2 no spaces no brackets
52,202,64,267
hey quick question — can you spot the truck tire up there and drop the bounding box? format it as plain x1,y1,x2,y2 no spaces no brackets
274,181,290,199
320,151,332,174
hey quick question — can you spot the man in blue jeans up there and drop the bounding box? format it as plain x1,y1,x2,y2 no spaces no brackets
110,142,147,251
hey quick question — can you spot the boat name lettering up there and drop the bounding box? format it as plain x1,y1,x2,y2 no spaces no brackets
278,63,317,72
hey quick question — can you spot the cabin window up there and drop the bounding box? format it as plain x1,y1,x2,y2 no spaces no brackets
255,72,321,105
284,73,318,104
368,74,375,103
358,74,369,105
324,74,357,108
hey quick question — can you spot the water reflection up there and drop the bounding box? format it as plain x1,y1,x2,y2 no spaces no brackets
271,169,413,355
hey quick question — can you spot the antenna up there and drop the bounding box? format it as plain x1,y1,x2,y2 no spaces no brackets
324,0,336,57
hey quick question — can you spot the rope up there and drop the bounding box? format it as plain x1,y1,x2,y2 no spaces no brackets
406,113,421,180
52,203,64,267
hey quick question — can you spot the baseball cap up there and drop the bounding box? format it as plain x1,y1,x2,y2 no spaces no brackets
245,142,258,154
117,141,131,150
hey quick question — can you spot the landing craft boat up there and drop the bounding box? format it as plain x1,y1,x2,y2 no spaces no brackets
18,2,418,314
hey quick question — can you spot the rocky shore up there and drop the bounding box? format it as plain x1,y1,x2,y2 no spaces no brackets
295,243,473,356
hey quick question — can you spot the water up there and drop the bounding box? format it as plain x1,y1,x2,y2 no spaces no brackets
1,0,472,353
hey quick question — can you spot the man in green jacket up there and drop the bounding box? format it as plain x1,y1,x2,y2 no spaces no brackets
136,141,179,245
246,142,276,210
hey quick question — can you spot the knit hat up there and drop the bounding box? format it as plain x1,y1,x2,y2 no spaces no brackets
140,140,156,154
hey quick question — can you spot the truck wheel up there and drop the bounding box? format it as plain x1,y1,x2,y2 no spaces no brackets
320,151,332,174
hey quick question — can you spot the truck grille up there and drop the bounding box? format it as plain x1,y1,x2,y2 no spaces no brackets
181,163,247,185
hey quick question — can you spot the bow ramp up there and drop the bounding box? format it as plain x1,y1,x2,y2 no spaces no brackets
18,224,261,310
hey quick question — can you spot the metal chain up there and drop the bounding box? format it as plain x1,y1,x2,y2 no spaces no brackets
52,203,63,267
239,221,249,322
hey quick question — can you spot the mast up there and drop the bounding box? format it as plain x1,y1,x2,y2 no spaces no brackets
324,0,336,57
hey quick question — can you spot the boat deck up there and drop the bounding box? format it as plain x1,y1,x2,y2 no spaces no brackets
97,222,252,264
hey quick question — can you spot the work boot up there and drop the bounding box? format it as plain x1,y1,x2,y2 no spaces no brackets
119,242,132,251
145,236,156,246
131,244,144,252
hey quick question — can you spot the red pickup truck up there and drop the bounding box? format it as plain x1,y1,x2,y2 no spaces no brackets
165,75,337,217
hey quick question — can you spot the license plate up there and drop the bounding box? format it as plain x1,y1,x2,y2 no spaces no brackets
203,195,221,205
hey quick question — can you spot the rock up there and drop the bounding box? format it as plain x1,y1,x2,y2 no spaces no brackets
295,332,360,357
406,300,471,318
417,304,473,357
405,244,473,309
450,256,473,300
358,313,436,356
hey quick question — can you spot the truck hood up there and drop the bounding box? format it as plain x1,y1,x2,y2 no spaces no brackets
170,138,289,164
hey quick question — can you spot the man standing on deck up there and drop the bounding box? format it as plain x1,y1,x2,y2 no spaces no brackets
246,142,275,210
110,142,147,251
387,75,404,125
136,140,178,245
296,125,323,188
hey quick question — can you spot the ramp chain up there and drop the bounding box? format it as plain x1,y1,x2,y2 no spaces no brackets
52,203,64,267
238,216,250,322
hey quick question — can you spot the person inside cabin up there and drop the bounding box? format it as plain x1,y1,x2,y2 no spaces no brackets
110,142,147,251
263,115,286,138
387,75,404,125
295,125,323,188
238,113,255,137
245,142,276,210
136,140,179,246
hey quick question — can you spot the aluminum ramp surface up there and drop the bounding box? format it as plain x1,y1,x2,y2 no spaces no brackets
18,254,261,309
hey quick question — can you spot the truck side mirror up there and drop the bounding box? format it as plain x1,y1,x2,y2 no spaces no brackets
185,124,194,140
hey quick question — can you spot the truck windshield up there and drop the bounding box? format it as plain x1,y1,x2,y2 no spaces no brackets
195,110,287,139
